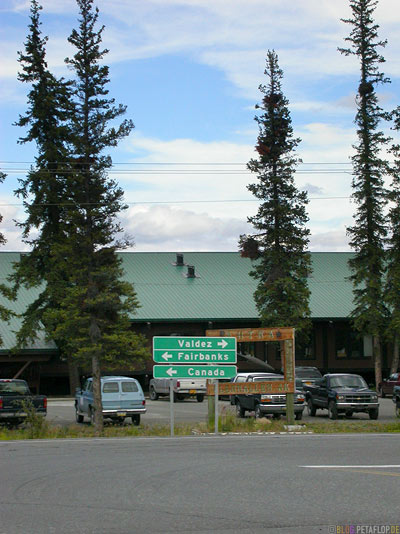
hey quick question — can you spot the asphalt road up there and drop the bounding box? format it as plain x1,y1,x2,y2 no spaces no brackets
1,433,399,533
47,396,398,426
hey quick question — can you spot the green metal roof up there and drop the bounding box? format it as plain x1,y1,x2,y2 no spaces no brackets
121,251,355,322
0,251,355,350
0,253,57,352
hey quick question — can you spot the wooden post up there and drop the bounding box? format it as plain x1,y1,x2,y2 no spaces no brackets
284,338,295,425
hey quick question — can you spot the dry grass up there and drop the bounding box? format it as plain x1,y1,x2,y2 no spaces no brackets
1,412,399,440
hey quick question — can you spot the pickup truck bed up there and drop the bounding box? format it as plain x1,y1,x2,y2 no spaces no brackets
149,377,207,402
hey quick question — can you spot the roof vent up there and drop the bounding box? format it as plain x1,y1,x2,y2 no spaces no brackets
186,265,197,278
175,253,184,266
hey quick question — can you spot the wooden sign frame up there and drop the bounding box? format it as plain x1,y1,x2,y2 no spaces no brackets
206,327,295,397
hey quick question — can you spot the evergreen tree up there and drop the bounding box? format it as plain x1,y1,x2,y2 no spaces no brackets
239,50,312,346
12,0,73,351
385,108,400,374
339,0,390,388
14,0,149,430
53,0,148,432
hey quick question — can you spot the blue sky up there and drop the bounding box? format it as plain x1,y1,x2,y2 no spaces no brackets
1,0,400,252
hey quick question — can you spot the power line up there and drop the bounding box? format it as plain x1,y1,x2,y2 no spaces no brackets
0,161,354,165
0,169,353,175
0,196,352,208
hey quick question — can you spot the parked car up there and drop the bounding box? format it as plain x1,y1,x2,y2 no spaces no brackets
304,373,379,420
295,366,323,390
0,379,47,427
75,376,146,425
230,372,303,404
379,372,400,397
231,372,305,420
392,385,400,417
149,377,206,402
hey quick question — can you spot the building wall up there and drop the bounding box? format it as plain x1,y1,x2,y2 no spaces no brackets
1,319,395,394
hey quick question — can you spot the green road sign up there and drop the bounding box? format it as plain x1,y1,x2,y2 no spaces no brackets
153,365,237,380
153,336,237,364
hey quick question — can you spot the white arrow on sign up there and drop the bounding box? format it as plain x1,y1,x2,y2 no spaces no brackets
217,340,228,349
161,351,173,361
166,367,177,377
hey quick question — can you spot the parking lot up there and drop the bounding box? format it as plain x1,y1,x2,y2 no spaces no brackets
47,396,398,426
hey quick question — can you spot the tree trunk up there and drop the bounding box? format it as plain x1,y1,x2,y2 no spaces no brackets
92,353,103,434
390,335,400,375
373,335,382,390
67,355,80,396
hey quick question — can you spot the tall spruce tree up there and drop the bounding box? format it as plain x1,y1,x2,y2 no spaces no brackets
339,0,390,388
385,108,400,374
239,50,312,348
12,0,74,356
48,0,148,432
14,0,149,430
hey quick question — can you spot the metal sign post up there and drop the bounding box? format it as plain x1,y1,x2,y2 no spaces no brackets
214,379,219,435
170,378,174,437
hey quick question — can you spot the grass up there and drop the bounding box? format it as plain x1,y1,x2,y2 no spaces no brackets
1,409,400,440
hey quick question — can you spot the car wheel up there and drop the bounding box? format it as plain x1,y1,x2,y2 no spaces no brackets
131,415,140,426
89,407,95,425
149,387,159,401
196,394,204,403
395,401,400,418
369,408,379,420
254,404,262,418
272,414,281,420
295,411,303,421
328,401,338,420
345,411,353,419
236,401,245,418
75,405,84,423
307,398,317,416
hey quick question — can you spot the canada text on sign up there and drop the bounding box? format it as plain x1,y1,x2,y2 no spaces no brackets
206,327,294,342
153,364,237,380
207,380,295,396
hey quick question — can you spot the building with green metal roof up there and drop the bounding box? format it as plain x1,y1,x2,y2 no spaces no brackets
0,251,392,394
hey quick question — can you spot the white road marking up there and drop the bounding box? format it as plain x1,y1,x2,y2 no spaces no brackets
301,465,400,468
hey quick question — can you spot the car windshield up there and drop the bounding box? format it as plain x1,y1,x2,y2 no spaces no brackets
296,368,322,378
253,376,283,382
0,381,30,395
330,376,368,389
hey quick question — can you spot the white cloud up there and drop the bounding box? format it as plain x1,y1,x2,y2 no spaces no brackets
121,204,250,251
309,229,350,252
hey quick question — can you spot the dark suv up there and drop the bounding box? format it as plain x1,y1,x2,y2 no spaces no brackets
232,372,305,420
295,366,323,390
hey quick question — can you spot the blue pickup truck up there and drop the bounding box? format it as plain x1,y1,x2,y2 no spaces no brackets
75,376,146,425
304,373,379,420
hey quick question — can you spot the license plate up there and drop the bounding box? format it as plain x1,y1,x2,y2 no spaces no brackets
117,412,127,417
189,389,196,395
